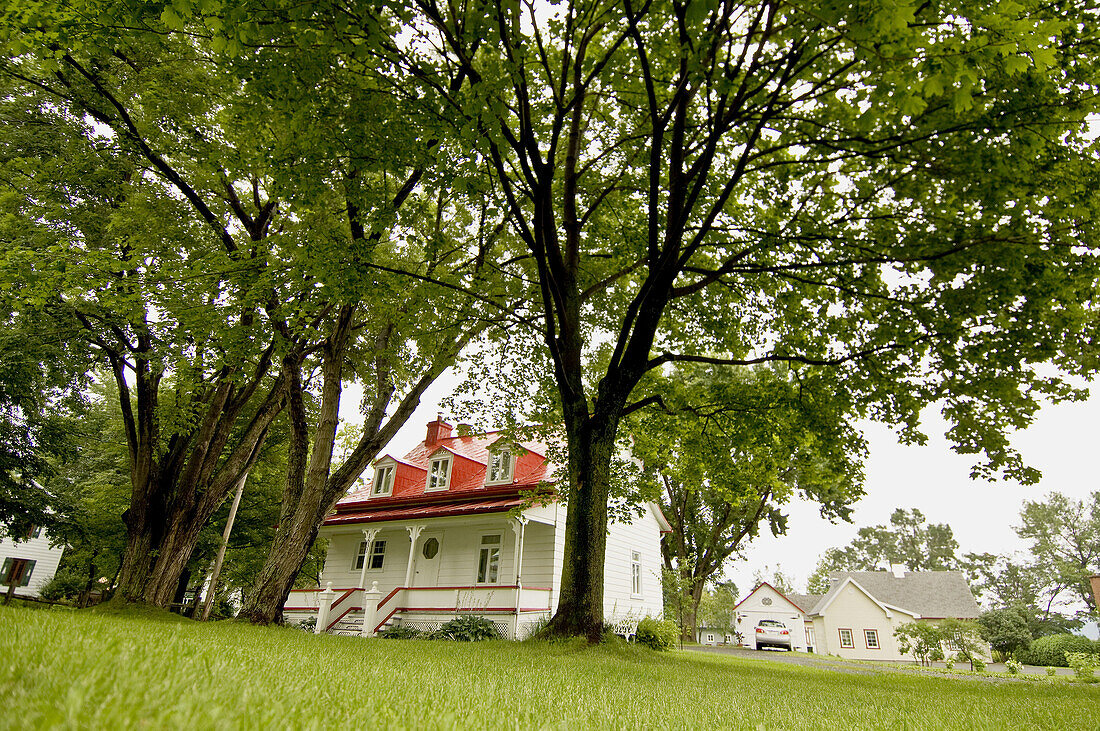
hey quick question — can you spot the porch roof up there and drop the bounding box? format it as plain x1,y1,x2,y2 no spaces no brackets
324,491,543,526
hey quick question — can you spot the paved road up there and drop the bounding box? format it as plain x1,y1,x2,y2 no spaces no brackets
687,645,1075,678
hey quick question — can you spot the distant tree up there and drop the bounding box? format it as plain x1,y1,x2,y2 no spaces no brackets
977,608,1033,658
636,365,863,641
1015,491,1100,612
752,565,797,597
698,582,739,634
809,509,969,591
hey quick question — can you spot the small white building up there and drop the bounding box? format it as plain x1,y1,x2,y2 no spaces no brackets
284,418,670,638
734,582,817,652
1,525,65,598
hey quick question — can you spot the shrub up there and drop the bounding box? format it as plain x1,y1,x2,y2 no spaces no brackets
1017,634,1099,667
635,617,677,651
297,616,317,633
434,615,497,641
894,621,945,666
378,624,422,639
1065,652,1099,681
972,658,986,672
944,655,955,670
38,570,84,602
1005,658,1022,675
1046,666,1057,677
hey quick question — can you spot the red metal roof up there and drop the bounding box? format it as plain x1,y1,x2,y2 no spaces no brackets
326,422,557,527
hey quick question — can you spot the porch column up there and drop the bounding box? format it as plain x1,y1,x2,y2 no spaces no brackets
359,581,382,637
404,524,424,587
358,527,380,590
510,516,528,639
315,582,335,635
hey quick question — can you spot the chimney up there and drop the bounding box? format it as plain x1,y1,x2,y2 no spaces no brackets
890,564,906,579
425,414,453,446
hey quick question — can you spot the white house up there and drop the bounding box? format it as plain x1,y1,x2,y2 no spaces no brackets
1,525,65,598
807,568,987,662
284,418,670,638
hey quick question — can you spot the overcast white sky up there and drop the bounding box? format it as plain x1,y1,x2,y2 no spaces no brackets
344,373,1099,600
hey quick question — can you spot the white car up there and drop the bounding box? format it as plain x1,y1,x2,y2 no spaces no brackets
754,619,792,650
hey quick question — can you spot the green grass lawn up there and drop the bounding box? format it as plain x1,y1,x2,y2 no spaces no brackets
2,606,1097,730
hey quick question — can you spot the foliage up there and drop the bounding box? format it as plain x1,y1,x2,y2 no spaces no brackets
1005,657,1022,675
752,566,797,597
978,608,1033,657
894,622,946,666
435,615,497,642
635,617,678,652
36,570,84,603
634,364,863,639
1018,634,1100,667
809,509,964,591
380,0,1100,640
378,625,423,640
1064,652,1099,681
1016,491,1100,611
296,616,317,633
939,619,986,671
697,583,738,634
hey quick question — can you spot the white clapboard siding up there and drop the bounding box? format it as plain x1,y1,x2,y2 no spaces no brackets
602,504,665,619
0,529,65,597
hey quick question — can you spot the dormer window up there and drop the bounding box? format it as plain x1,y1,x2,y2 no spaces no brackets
486,448,513,485
426,456,451,491
371,464,395,497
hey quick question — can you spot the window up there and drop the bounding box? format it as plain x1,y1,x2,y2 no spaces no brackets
353,539,386,571
477,534,501,583
630,551,642,596
371,465,395,497
761,597,773,606
1,557,35,587
427,457,451,491
487,449,513,484
24,525,42,540
838,628,854,648
864,629,880,649
706,634,715,643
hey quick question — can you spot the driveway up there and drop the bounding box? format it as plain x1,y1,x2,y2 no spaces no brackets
687,645,1076,679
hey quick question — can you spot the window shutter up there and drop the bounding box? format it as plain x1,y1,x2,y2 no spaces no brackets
1,557,11,584
21,560,35,586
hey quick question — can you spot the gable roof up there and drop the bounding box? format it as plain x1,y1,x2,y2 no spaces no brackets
810,570,981,619
735,582,810,615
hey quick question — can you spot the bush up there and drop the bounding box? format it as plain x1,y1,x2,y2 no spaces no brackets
38,570,85,602
1065,652,1099,681
434,615,497,641
1017,634,1099,667
635,617,677,651
972,658,986,673
296,616,317,633
1005,658,1022,675
1046,666,1057,677
378,624,422,639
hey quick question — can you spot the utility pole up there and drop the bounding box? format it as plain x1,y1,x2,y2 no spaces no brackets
201,472,248,621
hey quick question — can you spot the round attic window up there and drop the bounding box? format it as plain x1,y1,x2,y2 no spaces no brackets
762,597,772,606
422,537,439,559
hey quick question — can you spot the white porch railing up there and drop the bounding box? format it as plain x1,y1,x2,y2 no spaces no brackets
373,584,553,634
285,584,553,637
